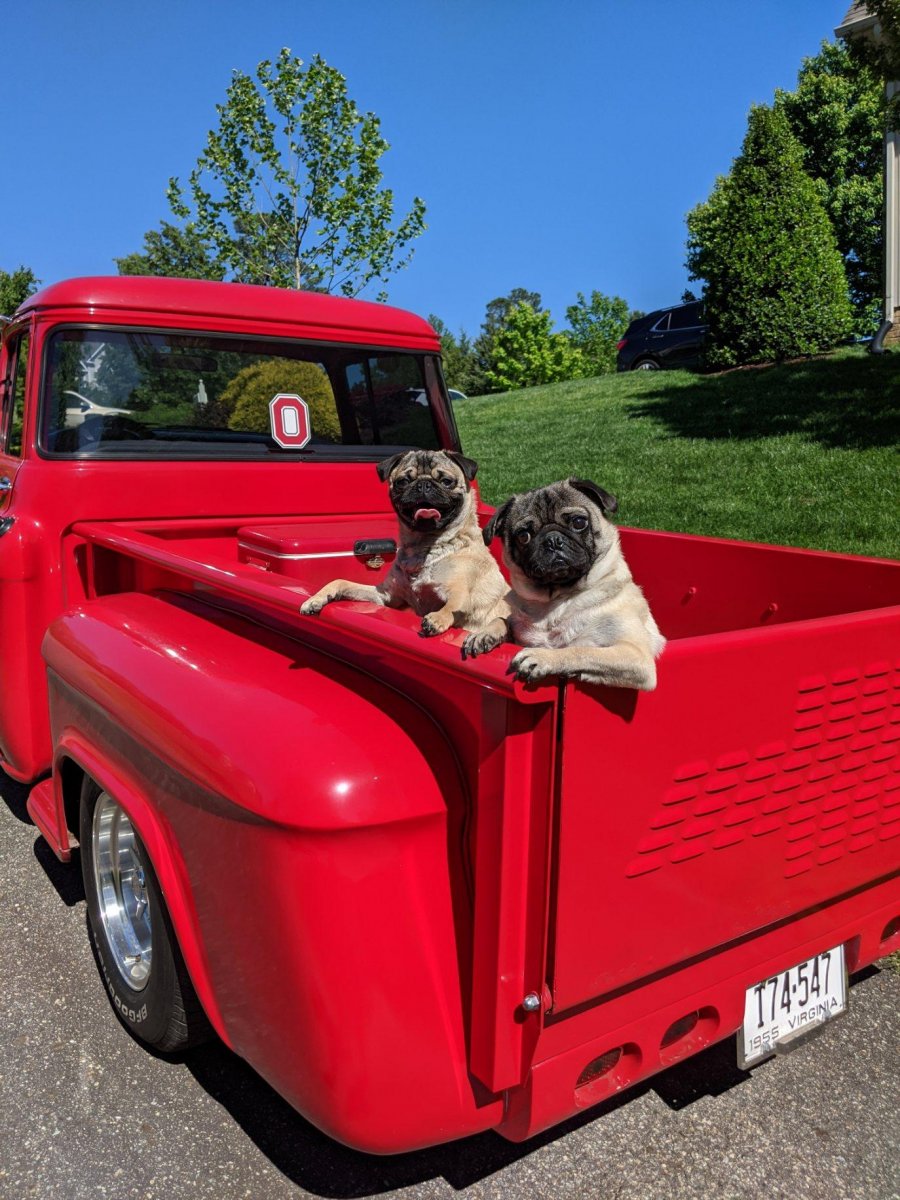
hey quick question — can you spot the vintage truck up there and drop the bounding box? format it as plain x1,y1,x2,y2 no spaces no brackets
1,276,898,1154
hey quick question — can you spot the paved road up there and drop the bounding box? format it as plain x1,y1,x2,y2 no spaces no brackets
1,770,898,1200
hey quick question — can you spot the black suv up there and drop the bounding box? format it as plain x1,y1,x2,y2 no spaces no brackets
616,301,707,371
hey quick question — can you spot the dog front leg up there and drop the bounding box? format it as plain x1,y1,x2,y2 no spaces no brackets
418,581,472,638
461,616,510,659
301,579,389,615
511,642,658,691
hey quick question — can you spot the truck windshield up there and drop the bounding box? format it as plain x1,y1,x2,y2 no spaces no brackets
40,328,445,459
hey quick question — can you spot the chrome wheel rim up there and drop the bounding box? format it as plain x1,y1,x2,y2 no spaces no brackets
91,792,152,990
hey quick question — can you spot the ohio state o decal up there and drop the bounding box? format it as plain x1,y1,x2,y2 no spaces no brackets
269,394,312,449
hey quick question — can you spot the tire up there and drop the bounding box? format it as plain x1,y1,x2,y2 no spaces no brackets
79,777,211,1052
633,357,661,371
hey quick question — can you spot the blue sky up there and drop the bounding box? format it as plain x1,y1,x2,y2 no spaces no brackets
3,1,847,335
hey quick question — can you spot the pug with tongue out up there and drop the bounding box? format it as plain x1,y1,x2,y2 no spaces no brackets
301,450,510,639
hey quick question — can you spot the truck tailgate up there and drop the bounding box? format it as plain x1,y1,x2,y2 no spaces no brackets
552,606,900,1013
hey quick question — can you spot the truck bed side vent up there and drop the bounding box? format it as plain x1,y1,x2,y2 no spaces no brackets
625,662,900,882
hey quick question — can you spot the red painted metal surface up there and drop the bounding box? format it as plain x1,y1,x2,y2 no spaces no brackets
0,277,447,782
19,276,440,351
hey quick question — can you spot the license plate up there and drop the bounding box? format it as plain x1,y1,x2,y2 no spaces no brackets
738,945,847,1068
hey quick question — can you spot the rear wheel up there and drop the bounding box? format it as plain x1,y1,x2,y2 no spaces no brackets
79,777,211,1052
633,357,660,371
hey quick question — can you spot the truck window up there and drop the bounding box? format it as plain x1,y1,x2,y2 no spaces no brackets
4,334,29,457
39,328,444,460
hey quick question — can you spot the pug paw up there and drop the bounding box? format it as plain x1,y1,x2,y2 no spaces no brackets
419,610,453,638
300,594,330,615
461,628,504,659
510,648,556,682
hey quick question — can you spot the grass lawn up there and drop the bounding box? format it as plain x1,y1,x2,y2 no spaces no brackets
455,347,899,560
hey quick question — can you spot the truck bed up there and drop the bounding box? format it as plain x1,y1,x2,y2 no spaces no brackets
62,513,900,1139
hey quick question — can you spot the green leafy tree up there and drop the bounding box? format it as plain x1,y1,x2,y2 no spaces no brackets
686,105,853,367
485,303,584,391
474,288,542,388
150,49,426,297
775,40,884,331
0,266,39,314
428,314,486,396
116,221,224,280
219,359,341,440
564,290,631,375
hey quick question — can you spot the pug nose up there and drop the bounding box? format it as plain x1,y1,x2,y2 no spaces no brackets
544,532,565,551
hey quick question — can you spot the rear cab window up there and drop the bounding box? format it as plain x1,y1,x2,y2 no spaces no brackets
40,328,444,460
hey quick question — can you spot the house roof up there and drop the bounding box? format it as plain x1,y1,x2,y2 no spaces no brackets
17,276,440,350
835,2,879,39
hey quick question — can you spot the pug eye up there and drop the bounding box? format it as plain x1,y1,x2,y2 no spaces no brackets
515,529,532,545
435,474,454,486
569,514,589,531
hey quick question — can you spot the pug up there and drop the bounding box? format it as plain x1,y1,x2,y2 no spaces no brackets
300,449,510,639
462,478,665,690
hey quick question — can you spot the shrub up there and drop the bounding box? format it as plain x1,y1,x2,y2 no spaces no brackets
686,105,854,367
217,359,341,440
485,303,584,391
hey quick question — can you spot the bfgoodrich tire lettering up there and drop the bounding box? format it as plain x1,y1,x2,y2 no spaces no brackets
79,777,210,1052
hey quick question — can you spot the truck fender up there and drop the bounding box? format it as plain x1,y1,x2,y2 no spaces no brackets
51,731,230,1044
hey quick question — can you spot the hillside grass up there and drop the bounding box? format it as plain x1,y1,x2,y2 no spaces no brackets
455,347,899,559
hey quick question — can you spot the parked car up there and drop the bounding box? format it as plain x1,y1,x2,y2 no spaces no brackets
63,389,134,428
617,301,707,371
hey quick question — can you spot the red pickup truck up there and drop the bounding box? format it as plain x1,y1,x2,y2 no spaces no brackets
1,276,898,1154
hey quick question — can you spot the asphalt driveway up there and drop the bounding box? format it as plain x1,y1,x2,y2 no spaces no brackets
1,769,897,1200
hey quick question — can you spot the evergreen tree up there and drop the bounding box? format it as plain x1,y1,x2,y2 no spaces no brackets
686,105,853,367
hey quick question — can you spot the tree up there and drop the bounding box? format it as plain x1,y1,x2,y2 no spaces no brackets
564,290,631,376
473,287,542,387
116,221,224,280
0,266,39,314
775,40,884,330
686,105,853,367
428,315,486,396
147,49,426,296
485,303,584,391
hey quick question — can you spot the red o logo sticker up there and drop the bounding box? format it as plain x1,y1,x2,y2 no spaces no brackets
269,394,311,449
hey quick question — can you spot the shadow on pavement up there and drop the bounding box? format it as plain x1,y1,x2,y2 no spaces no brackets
184,1038,662,1196
0,765,35,825
183,1022,764,1197
651,1036,750,1110
0,767,85,906
629,353,899,451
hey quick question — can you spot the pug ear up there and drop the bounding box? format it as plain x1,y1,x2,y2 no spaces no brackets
444,451,478,483
376,452,410,483
482,497,514,545
570,477,618,516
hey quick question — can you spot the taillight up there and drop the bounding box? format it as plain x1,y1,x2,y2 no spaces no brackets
616,338,627,351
